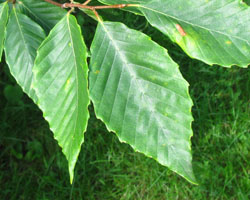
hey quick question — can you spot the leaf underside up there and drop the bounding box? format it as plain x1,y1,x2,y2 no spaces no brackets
33,14,90,183
4,7,46,101
99,0,250,68
17,0,67,33
0,2,8,62
89,21,196,184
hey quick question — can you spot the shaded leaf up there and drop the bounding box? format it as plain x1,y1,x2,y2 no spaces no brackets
17,0,66,33
79,8,103,21
4,7,46,101
4,84,23,105
89,21,196,183
0,2,8,62
33,14,90,183
99,0,250,67
244,0,250,6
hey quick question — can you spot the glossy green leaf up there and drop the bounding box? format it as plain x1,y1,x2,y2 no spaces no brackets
99,0,250,67
4,7,46,101
89,21,196,184
33,14,90,183
17,0,66,32
0,2,8,62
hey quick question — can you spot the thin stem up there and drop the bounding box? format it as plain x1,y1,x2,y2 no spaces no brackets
8,0,16,3
44,0,61,7
83,0,91,6
63,3,133,10
44,0,139,10
92,9,102,21
69,0,74,12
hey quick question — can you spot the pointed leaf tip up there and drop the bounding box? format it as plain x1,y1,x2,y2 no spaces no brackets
33,14,90,183
89,21,196,183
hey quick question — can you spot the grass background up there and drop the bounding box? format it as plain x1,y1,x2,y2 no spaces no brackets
0,1,250,199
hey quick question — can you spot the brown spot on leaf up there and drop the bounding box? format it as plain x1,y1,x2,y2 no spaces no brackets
176,24,186,36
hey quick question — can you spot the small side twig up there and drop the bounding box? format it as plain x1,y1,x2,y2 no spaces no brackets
44,0,138,10
83,0,91,5
44,0,139,22
62,3,136,10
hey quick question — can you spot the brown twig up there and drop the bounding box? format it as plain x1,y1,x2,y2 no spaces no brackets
62,3,132,10
44,0,61,7
8,0,16,3
44,0,138,23
44,0,138,10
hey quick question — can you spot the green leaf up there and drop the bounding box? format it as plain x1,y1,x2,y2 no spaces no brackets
244,0,250,6
89,21,196,184
4,7,46,101
33,14,90,183
79,8,103,21
0,2,8,62
99,0,250,68
17,0,66,32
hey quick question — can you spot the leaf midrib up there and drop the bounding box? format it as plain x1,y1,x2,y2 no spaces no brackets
140,5,250,44
66,15,79,161
99,22,189,140
13,8,33,71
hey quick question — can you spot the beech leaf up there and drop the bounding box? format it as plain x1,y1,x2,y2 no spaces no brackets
99,0,250,67
33,14,90,183
89,21,196,184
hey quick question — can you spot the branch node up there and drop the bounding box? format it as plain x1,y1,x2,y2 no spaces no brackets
44,0,139,11
62,3,68,8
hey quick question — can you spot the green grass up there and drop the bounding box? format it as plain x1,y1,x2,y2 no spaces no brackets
0,5,250,200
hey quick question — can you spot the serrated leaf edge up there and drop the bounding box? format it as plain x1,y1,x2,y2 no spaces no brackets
90,20,197,184
33,14,90,184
